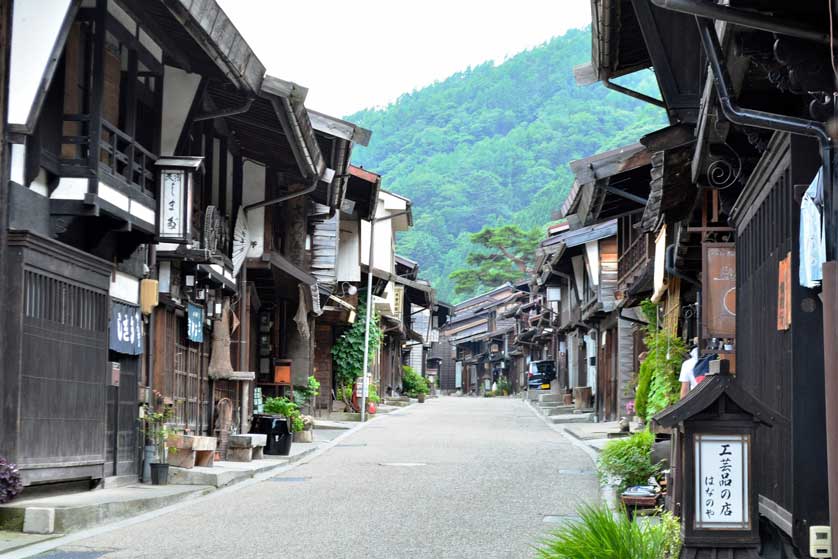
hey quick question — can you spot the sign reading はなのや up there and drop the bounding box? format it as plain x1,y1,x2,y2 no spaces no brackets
695,433,750,530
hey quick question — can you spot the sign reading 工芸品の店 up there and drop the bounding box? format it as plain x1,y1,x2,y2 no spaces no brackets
187,303,204,343
109,301,143,355
695,433,750,530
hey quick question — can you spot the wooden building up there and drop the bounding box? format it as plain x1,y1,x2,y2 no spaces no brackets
0,0,403,489
441,283,528,395
578,1,838,556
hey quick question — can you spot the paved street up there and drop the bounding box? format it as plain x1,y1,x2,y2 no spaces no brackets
27,397,599,559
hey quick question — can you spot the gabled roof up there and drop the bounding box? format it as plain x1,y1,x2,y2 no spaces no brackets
654,373,787,429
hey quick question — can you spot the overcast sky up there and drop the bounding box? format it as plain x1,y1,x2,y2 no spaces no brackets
217,1,592,117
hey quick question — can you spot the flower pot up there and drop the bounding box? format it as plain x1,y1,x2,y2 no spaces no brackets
294,430,313,443
150,463,169,485
417,393,426,403
251,414,293,456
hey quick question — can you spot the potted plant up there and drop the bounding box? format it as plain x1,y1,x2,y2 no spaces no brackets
0,457,23,504
261,397,303,454
402,366,429,403
367,383,381,414
294,415,315,443
143,403,174,485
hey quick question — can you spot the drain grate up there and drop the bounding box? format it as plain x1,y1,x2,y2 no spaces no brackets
37,552,110,559
269,476,308,483
543,515,581,525
558,469,597,476
379,462,426,467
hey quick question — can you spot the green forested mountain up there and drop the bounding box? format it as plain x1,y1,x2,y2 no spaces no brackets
345,27,666,303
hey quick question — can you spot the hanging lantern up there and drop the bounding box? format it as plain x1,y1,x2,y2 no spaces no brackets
155,156,203,243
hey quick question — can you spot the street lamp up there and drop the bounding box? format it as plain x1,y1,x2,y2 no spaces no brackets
360,209,410,422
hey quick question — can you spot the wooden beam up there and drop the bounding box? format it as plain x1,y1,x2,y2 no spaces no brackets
309,110,372,147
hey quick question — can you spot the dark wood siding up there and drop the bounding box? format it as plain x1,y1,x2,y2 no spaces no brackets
733,133,828,547
2,232,111,485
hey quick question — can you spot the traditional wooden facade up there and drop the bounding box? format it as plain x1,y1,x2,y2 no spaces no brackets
0,0,271,486
0,0,413,489
577,1,838,556
440,283,528,395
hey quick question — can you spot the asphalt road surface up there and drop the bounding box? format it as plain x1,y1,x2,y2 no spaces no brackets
29,396,599,559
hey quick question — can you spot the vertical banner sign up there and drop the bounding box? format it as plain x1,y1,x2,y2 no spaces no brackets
187,303,204,343
777,252,792,330
109,301,143,355
703,244,736,339
160,170,185,238
695,434,750,530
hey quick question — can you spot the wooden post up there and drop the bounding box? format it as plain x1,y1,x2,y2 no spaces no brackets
822,261,838,559
87,0,107,195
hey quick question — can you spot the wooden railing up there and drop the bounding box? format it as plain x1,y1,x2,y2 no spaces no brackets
99,119,157,194
618,233,654,289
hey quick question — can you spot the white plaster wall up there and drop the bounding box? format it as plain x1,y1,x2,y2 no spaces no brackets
212,138,220,207
226,151,234,216
360,199,395,274
243,161,265,258
337,217,361,282
110,271,140,304
8,0,73,128
160,65,201,156
10,143,25,184
30,168,49,197
51,177,88,200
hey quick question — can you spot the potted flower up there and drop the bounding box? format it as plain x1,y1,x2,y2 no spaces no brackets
143,403,174,485
294,415,315,443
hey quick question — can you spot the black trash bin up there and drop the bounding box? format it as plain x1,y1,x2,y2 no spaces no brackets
252,414,293,455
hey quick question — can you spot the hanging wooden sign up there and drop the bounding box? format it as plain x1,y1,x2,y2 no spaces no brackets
702,243,736,339
777,252,791,330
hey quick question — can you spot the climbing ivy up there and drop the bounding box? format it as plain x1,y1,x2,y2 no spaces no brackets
331,296,383,406
635,300,687,422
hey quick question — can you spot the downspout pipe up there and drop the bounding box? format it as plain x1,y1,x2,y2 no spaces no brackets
693,15,837,258
651,0,838,47
243,178,318,214
666,244,700,287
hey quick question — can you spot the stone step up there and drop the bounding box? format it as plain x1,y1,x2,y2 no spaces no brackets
538,393,564,404
0,484,211,535
542,405,576,417
549,413,595,424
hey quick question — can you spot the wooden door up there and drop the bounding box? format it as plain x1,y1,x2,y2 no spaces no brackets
313,324,333,407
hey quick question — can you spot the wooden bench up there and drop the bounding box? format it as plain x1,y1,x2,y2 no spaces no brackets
226,434,267,462
167,435,217,469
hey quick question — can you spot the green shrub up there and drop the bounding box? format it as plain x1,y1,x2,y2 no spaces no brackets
332,296,382,402
634,359,653,420
402,365,429,397
496,376,511,395
263,397,305,432
535,505,681,559
293,375,322,406
368,383,381,404
597,430,660,494
634,300,687,422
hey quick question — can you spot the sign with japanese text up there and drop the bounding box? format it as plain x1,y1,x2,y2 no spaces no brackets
703,244,736,339
109,301,142,355
777,252,791,330
694,433,750,530
160,169,186,239
187,303,204,343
